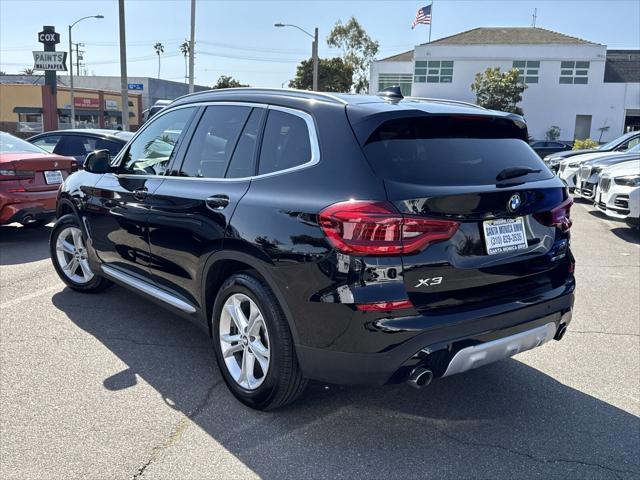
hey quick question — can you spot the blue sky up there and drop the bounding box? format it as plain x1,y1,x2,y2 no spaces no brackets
1,0,638,88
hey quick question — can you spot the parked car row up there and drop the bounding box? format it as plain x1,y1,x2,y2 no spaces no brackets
543,133,640,228
542,130,640,172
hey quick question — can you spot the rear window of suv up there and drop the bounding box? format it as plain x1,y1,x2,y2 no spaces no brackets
362,115,552,186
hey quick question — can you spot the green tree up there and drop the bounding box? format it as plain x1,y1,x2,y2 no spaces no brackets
327,17,379,93
20,68,35,75
212,75,249,89
289,57,353,92
471,67,527,115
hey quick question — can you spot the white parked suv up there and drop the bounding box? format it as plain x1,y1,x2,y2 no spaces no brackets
595,160,640,227
558,150,635,190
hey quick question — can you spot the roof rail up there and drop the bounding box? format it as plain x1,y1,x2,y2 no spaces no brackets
176,87,349,105
404,96,486,110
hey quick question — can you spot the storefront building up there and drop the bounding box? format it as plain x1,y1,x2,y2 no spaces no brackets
0,83,142,137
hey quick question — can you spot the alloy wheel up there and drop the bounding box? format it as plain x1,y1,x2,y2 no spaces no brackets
219,293,271,390
55,226,94,284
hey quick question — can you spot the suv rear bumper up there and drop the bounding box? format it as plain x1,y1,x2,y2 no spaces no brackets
296,282,574,385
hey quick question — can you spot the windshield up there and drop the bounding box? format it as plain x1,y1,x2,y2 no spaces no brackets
0,132,48,154
599,132,637,150
362,116,552,186
626,144,640,154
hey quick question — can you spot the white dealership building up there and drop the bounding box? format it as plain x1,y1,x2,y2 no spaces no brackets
369,27,640,142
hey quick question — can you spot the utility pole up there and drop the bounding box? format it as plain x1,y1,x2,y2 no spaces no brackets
73,42,85,76
312,27,318,91
118,0,129,131
532,8,537,28
188,0,195,93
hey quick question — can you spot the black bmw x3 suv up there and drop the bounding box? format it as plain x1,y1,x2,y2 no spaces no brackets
50,88,575,410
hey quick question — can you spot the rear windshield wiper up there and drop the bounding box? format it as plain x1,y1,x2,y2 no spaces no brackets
496,166,542,182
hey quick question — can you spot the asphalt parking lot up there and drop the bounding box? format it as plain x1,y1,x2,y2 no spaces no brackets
1,202,639,480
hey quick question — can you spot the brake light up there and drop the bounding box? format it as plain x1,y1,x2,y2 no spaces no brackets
319,200,459,255
534,197,573,231
356,299,413,311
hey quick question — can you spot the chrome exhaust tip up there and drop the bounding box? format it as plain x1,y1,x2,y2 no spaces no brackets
407,367,433,389
554,324,567,341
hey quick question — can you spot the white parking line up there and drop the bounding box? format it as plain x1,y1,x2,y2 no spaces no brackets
1,285,60,308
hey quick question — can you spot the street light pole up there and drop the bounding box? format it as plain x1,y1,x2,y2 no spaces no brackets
188,0,196,93
312,27,319,91
274,23,319,91
68,14,103,129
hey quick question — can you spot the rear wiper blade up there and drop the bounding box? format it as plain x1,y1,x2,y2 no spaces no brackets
496,166,542,181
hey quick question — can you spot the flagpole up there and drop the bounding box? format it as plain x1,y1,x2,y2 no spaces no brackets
429,0,434,43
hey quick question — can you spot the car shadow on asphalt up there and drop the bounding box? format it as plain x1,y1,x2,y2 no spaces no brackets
51,286,640,479
586,209,640,244
0,224,52,265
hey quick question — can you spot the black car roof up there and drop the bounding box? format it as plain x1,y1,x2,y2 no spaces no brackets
169,87,513,119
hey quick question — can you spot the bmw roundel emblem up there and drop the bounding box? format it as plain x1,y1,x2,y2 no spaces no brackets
508,193,522,213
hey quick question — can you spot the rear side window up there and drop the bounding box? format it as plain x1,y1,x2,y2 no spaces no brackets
179,105,250,178
56,135,96,157
226,108,265,178
258,109,312,175
363,116,552,186
31,135,61,153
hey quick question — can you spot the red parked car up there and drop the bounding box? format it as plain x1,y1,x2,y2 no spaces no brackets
0,132,76,227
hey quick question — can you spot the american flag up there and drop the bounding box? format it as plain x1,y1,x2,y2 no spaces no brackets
411,4,432,29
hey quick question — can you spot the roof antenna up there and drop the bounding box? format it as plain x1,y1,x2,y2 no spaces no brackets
377,85,404,101
531,8,537,28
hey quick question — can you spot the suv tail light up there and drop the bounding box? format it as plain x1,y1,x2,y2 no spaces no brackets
534,197,573,231
318,200,459,255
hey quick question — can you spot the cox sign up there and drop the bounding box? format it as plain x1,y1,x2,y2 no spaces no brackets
38,31,60,45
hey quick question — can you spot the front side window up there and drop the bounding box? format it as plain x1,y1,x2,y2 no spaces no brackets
258,109,312,176
120,107,195,176
31,135,62,153
178,105,251,178
513,60,540,84
415,60,453,83
560,61,589,84
378,73,413,96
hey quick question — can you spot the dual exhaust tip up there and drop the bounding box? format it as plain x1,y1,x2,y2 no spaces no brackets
408,319,569,389
407,366,433,389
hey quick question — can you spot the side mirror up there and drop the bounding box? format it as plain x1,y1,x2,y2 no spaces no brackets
84,149,112,174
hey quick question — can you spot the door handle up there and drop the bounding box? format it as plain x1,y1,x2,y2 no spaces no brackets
133,187,148,201
206,194,230,211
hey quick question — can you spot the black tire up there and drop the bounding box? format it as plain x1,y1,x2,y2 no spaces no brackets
211,272,307,410
50,214,112,293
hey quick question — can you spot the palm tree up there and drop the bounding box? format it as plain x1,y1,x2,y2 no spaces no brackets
179,40,189,84
154,42,164,79
20,68,35,75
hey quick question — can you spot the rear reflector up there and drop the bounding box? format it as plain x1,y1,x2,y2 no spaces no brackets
356,299,413,311
534,197,573,231
319,200,459,255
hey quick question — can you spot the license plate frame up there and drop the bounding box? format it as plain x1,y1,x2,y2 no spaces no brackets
44,170,63,185
482,217,528,255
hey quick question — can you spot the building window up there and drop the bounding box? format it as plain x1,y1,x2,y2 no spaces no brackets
17,113,43,133
560,61,589,84
414,60,453,83
513,60,539,84
378,73,413,95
